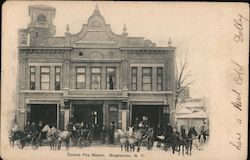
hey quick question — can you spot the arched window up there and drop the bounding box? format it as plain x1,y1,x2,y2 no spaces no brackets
37,14,46,22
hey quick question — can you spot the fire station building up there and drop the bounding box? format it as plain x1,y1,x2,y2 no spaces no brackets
17,4,176,138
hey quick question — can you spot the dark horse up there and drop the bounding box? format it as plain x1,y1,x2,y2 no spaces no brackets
179,127,198,155
162,127,198,155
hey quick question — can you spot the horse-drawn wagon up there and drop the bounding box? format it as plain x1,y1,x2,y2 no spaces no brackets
9,131,37,149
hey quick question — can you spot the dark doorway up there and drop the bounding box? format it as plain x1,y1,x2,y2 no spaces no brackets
73,104,103,140
30,104,57,126
132,105,163,128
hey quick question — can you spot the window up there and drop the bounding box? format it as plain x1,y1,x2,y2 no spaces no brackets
37,14,46,22
35,32,38,38
131,67,137,91
55,67,61,90
30,66,36,90
91,68,101,90
106,67,116,90
76,67,86,89
157,67,163,91
40,67,50,90
142,67,152,91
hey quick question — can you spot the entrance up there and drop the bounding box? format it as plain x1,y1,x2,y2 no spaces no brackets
132,105,163,128
72,104,103,140
30,104,57,126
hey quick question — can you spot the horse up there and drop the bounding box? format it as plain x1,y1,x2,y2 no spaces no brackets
114,129,128,151
180,127,198,155
126,127,143,152
40,124,57,150
56,130,71,150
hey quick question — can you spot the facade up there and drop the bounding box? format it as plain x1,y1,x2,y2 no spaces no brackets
17,4,176,139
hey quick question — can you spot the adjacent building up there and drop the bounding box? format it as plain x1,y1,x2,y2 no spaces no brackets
17,4,176,139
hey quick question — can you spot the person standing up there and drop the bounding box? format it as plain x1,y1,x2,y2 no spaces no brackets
109,122,115,144
24,121,31,135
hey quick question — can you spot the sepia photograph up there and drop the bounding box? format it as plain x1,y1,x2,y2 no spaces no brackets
1,1,248,160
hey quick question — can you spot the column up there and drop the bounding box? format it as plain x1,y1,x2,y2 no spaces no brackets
35,66,40,90
60,101,65,130
50,66,55,90
116,66,120,90
86,67,91,89
101,66,106,90
56,103,60,129
152,67,157,91
137,67,142,91
63,60,70,89
121,51,128,89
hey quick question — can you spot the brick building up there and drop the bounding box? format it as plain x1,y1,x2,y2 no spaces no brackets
17,4,176,139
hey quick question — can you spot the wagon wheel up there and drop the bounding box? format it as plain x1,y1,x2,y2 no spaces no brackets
146,136,153,150
77,137,86,148
17,139,24,149
31,136,39,150
86,131,93,146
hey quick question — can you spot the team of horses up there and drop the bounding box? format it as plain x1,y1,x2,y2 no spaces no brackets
10,124,202,156
157,127,199,155
115,126,154,152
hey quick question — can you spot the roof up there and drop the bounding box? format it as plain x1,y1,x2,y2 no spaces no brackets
176,110,208,119
176,107,192,114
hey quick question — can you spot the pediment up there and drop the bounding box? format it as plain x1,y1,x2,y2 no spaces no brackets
74,31,118,44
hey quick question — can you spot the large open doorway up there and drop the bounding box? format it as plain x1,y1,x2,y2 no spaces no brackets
72,104,103,140
30,104,57,126
132,105,163,135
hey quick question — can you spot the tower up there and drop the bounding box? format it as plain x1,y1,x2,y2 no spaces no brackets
27,4,56,46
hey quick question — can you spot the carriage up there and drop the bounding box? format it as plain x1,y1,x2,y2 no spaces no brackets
9,131,37,149
139,127,154,150
70,128,93,148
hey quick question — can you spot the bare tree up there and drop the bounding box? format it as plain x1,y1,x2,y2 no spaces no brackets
175,49,195,107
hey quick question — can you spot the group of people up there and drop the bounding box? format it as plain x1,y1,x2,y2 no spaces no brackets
24,121,57,138
133,116,151,131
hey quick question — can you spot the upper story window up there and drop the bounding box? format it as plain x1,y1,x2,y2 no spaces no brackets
37,14,46,22
40,67,50,90
131,67,137,91
76,67,86,89
91,68,101,90
157,67,163,91
55,67,61,90
30,66,36,90
142,67,152,91
106,67,116,90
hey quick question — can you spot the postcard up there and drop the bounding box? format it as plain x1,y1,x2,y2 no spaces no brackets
1,1,248,160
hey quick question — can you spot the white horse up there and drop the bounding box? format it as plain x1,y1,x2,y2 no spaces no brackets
127,127,143,152
114,129,128,151
56,130,71,150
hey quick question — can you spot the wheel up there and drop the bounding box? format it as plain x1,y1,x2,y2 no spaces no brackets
17,140,24,149
31,136,39,150
77,137,86,148
86,137,93,146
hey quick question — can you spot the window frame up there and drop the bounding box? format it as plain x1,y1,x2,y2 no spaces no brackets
40,66,50,90
142,67,152,91
157,67,163,91
131,67,137,91
76,67,86,89
90,67,101,90
30,66,36,90
106,67,116,90
55,66,61,90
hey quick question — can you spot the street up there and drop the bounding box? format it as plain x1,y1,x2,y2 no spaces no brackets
5,141,209,160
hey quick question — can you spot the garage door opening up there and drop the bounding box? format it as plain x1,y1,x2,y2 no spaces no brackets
30,104,57,126
132,105,163,129
72,104,103,140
